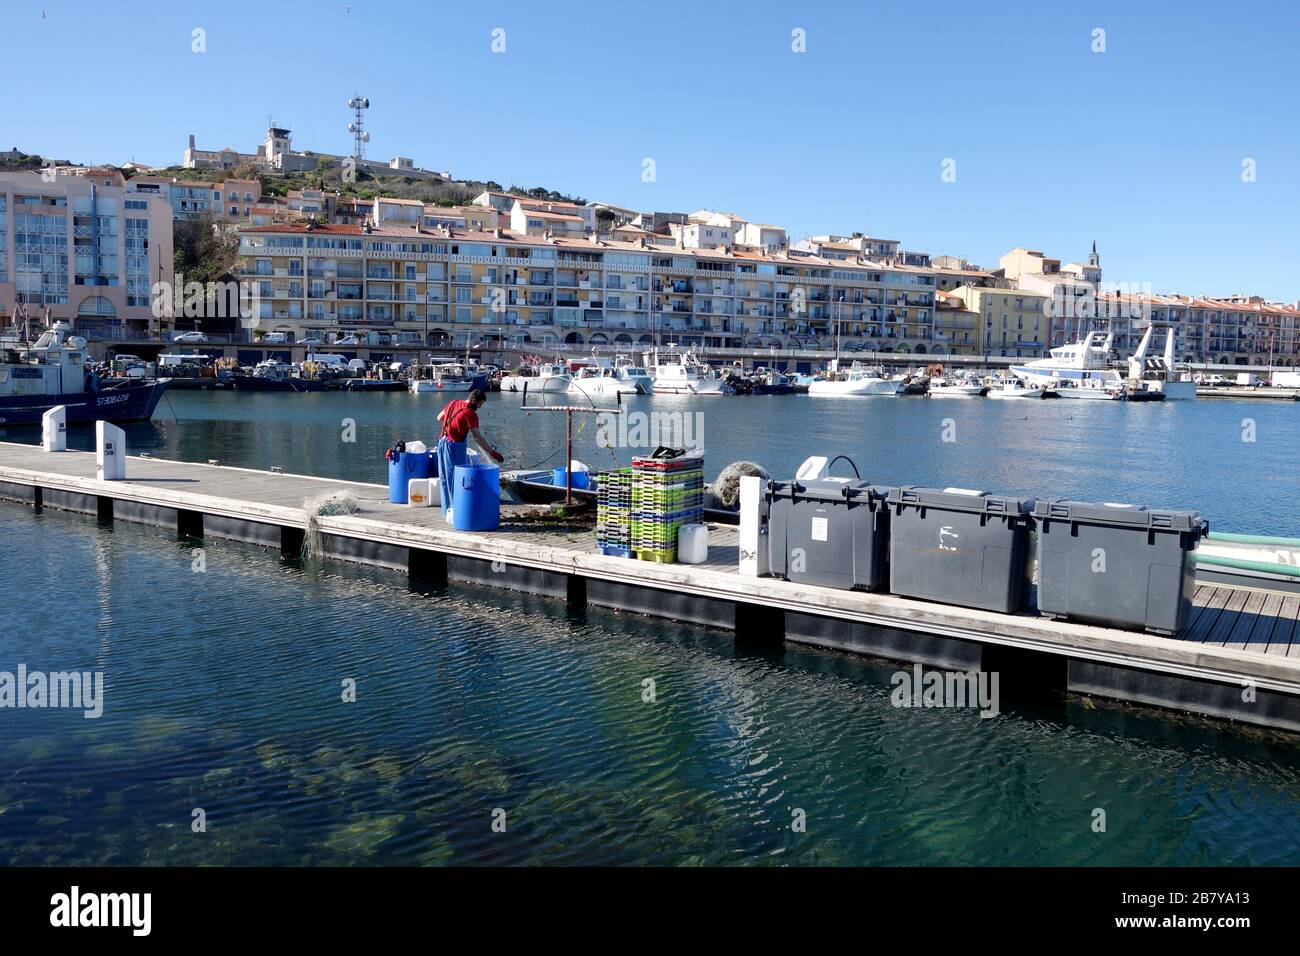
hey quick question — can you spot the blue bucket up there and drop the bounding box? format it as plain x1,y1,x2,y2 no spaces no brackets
552,468,591,490
452,463,501,531
388,451,436,503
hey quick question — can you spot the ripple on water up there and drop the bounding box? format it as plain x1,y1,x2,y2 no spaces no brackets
1,504,1300,865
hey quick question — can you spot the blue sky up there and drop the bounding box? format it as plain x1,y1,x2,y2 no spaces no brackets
7,0,1299,300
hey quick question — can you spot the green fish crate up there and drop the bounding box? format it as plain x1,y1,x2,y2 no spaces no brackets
631,486,704,511
633,546,678,564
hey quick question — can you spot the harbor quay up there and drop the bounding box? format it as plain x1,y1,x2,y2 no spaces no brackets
2,440,1298,734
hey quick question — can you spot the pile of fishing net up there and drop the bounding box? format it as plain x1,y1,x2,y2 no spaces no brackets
301,489,360,561
712,461,769,508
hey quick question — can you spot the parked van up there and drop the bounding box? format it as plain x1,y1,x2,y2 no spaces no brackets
306,352,349,368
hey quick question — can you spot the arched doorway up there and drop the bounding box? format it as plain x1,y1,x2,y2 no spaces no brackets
564,332,583,344
914,344,927,355
638,334,653,344
75,295,118,338
614,333,633,344
589,333,609,345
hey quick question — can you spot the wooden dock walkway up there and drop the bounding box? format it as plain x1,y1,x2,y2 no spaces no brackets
2,440,1300,733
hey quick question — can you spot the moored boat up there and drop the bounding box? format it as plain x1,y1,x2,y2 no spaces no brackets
645,346,732,395
806,361,899,396
0,323,168,425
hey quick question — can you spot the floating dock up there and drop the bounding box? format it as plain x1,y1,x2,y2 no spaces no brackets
1,440,1299,733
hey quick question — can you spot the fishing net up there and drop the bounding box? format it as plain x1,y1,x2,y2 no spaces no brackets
713,461,769,508
301,490,360,562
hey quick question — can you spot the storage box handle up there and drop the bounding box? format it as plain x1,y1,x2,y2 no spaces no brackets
1048,502,1070,519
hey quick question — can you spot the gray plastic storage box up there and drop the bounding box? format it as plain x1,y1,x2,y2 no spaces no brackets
768,478,890,591
887,486,1034,613
1033,500,1207,635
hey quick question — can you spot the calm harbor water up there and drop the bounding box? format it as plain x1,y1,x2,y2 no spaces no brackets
2,391,1299,866
6,388,1297,533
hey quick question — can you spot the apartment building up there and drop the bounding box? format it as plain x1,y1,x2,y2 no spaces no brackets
933,291,981,355
794,235,902,260
948,284,1051,358
126,175,263,223
233,223,940,353
422,204,498,232
0,169,173,336
509,199,587,237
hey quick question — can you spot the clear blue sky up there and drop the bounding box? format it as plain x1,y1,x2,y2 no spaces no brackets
7,0,1299,300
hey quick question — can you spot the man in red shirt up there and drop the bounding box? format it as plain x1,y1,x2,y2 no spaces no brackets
436,389,504,514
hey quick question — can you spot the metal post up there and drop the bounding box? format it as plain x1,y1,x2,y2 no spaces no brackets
565,408,573,505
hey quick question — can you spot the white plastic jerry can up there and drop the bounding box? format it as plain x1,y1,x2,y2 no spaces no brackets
678,523,709,564
407,477,435,507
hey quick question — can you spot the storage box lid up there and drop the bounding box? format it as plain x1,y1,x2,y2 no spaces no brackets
887,485,1033,516
769,477,885,503
1032,498,1206,531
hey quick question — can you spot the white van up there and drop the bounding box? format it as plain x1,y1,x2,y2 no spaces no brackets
306,352,349,368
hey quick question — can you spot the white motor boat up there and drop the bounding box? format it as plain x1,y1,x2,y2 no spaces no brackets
568,356,654,396
500,363,571,394
806,361,899,396
645,346,732,395
1010,330,1124,389
926,377,988,398
1050,379,1124,400
408,362,477,393
986,378,1051,399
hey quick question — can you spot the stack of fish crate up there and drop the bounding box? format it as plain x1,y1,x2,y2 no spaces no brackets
595,467,633,557
630,455,704,563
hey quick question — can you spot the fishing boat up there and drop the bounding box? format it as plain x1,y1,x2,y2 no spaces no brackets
1050,378,1130,400
986,378,1053,399
1130,327,1197,400
500,362,571,394
568,356,654,397
927,378,987,397
752,368,797,395
232,360,330,392
1011,330,1120,387
806,361,900,396
645,346,732,395
339,378,407,392
0,323,168,425
408,361,487,394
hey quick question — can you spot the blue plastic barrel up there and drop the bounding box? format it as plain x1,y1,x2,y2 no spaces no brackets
388,451,436,503
452,463,501,531
552,467,591,490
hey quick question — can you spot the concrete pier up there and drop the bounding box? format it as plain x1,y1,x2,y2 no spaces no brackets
1,440,1298,733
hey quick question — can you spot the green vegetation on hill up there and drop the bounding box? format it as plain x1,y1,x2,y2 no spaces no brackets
135,163,586,209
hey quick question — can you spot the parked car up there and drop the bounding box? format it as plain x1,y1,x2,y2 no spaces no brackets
262,332,290,344
299,336,324,346
173,331,208,344
335,334,363,346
